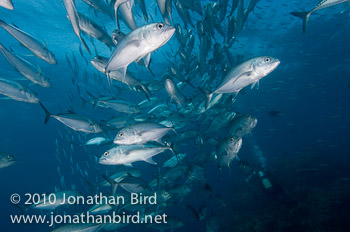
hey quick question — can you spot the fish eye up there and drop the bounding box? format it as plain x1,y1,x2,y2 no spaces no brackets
118,132,124,137
157,23,164,30
7,155,12,159
230,137,235,143
246,116,251,121
103,152,109,157
264,57,270,62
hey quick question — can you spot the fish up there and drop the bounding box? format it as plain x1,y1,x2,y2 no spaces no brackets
156,0,174,25
0,19,56,64
228,0,239,18
0,152,17,169
0,78,39,103
0,43,51,87
162,153,187,168
106,23,175,80
119,1,137,31
135,0,148,22
98,168,142,187
165,79,187,107
114,122,175,145
93,98,140,114
291,0,350,33
99,145,172,166
62,0,91,55
227,114,257,137
82,137,112,146
206,56,280,108
90,56,151,98
216,136,242,168
102,175,149,194
77,13,114,49
0,0,14,10
113,0,134,30
39,102,102,133
82,0,113,18
111,29,126,45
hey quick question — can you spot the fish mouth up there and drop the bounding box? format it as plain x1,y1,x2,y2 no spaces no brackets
274,59,281,67
165,26,176,37
113,139,122,144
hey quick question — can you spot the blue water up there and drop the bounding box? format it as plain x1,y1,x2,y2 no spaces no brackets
1,0,350,231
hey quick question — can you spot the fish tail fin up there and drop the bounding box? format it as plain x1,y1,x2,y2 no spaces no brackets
79,34,91,55
39,101,51,124
166,142,176,155
102,174,118,196
198,87,213,109
290,11,310,33
139,84,152,101
147,65,155,77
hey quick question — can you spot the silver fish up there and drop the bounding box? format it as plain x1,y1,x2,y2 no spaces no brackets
217,136,242,168
119,1,137,30
156,0,173,25
113,0,134,30
114,122,175,145
228,114,257,137
0,152,17,169
0,43,51,87
0,19,56,64
0,78,39,103
82,0,113,18
99,145,172,166
206,56,280,108
39,102,102,133
63,0,91,54
165,79,187,107
77,13,114,49
106,23,175,79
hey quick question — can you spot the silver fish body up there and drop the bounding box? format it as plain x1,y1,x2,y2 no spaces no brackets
0,43,51,87
99,145,172,166
106,23,175,79
0,19,56,64
114,122,174,145
0,78,39,103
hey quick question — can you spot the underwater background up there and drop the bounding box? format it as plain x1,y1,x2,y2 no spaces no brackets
0,0,350,231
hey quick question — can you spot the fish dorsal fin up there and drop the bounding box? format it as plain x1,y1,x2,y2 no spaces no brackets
11,22,20,29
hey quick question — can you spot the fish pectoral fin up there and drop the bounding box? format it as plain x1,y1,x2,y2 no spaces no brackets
250,80,259,89
127,39,142,48
144,157,157,165
143,53,151,68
